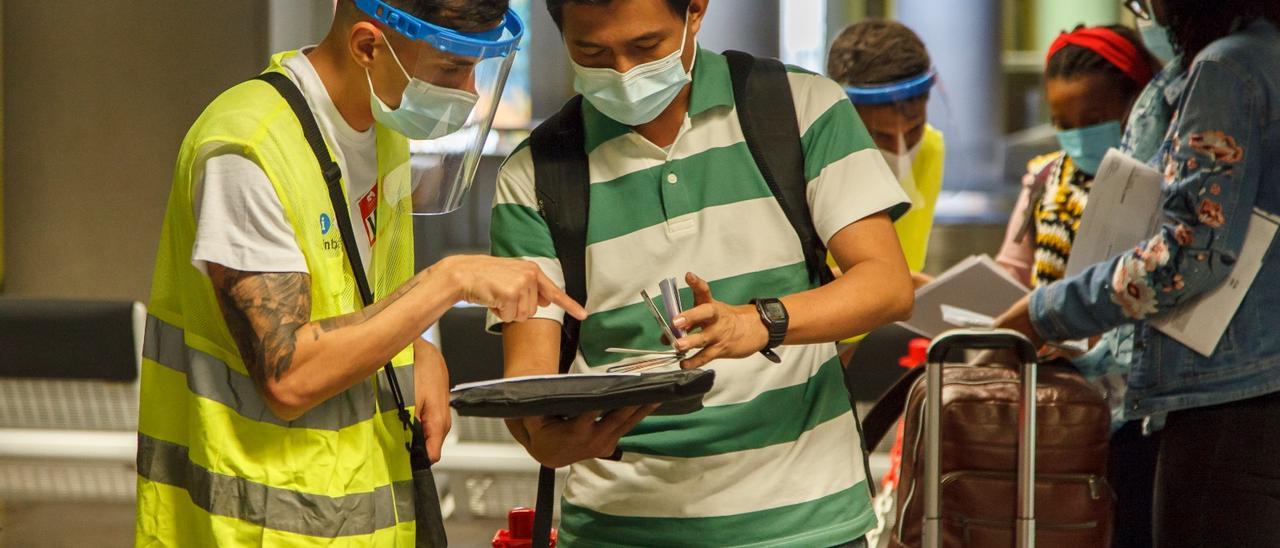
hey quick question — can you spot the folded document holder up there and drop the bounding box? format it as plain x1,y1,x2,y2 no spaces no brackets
450,369,715,419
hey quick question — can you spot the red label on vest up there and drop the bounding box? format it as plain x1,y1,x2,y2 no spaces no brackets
359,185,378,246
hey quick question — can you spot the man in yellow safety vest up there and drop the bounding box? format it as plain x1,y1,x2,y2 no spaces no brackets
136,1,584,545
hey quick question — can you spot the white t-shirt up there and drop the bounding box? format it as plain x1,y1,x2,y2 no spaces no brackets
192,48,379,277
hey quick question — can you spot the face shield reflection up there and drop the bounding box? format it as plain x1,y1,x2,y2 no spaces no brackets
845,68,952,211
355,0,524,215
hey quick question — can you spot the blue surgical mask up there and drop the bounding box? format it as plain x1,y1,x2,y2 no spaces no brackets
1138,18,1176,64
1056,120,1122,176
570,16,693,126
368,37,479,140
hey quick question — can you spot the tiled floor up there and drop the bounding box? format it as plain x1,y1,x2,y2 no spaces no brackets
0,501,510,548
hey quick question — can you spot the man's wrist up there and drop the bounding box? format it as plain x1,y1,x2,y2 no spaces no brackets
737,304,771,352
425,257,464,304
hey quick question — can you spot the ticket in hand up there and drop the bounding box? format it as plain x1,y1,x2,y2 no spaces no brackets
604,278,691,373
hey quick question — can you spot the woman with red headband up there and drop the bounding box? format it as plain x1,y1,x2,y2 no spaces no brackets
995,24,1163,548
997,25,1160,288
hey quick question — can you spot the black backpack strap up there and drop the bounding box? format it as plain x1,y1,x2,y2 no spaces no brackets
723,50,834,287
860,366,927,450
528,95,589,548
530,95,590,376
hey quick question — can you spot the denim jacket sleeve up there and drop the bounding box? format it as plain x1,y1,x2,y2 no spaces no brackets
1030,57,1263,341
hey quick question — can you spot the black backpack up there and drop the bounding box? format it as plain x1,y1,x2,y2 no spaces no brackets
522,51,862,548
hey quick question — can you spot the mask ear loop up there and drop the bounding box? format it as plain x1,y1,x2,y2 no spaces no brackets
367,32,413,112
380,33,415,83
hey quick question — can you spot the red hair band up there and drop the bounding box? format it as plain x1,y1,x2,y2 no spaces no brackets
1047,27,1154,87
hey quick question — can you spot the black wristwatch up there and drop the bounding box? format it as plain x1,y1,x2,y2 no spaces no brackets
751,298,788,364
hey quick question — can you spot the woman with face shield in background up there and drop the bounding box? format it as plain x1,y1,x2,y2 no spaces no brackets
826,20,943,367
828,20,943,287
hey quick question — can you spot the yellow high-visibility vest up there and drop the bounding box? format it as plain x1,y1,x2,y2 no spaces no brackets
832,124,945,345
892,124,945,273
137,51,418,546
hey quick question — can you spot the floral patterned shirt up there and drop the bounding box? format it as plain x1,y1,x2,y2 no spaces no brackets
1029,35,1266,342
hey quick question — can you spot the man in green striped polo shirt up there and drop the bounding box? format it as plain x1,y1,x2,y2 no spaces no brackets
487,0,915,545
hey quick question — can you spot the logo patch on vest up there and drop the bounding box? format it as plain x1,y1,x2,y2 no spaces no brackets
320,213,332,235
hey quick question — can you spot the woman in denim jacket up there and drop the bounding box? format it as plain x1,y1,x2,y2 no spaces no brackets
996,1,1280,544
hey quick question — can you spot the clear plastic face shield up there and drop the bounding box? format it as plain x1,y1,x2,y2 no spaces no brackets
355,0,525,215
844,68,952,209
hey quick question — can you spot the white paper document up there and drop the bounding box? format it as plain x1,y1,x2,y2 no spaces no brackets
451,373,641,392
940,304,996,329
1152,209,1280,356
1066,149,1165,278
900,255,1029,338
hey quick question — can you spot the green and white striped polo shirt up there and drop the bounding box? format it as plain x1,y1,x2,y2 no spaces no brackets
488,48,908,547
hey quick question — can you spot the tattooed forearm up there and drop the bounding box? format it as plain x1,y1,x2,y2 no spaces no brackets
305,276,423,339
209,266,311,386
209,265,426,394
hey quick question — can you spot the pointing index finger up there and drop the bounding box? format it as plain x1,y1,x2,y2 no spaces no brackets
537,272,588,320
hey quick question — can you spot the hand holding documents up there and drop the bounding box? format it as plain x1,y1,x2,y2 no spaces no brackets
606,278,692,372
1063,149,1278,356
1065,149,1165,278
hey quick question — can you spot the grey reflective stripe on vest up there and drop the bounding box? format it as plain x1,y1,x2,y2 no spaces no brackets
137,433,415,537
144,315,413,431
377,364,415,417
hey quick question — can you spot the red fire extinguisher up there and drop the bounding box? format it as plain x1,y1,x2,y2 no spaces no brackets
492,507,556,548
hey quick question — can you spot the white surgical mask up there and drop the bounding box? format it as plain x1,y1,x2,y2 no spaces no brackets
570,15,694,126
369,37,479,140
881,134,924,208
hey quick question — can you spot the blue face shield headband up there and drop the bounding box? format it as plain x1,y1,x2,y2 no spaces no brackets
354,0,525,59
844,68,937,106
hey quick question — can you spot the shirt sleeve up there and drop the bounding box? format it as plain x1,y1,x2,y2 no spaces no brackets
1030,58,1263,341
191,152,309,275
787,69,911,245
485,143,567,333
996,163,1050,286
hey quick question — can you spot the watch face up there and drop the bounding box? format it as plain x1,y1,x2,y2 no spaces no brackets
763,301,786,322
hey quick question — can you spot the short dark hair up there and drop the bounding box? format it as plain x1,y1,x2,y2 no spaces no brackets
1160,0,1275,62
827,19,931,88
545,0,690,29
344,0,509,30
1045,24,1159,100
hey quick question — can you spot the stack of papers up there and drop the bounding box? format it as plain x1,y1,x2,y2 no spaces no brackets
899,255,1028,338
1152,210,1279,355
1065,149,1166,278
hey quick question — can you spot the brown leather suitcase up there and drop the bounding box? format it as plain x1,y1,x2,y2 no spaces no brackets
863,329,1114,548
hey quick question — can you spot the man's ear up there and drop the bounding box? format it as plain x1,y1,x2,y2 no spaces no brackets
687,0,709,36
348,21,380,71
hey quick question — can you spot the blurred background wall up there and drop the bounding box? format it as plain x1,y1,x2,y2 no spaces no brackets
0,1,1131,546
0,0,1131,302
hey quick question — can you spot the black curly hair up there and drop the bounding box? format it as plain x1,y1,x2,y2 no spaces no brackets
545,0,690,29
341,0,508,30
1160,0,1277,62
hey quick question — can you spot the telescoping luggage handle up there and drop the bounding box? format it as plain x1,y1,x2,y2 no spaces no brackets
923,328,1039,548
